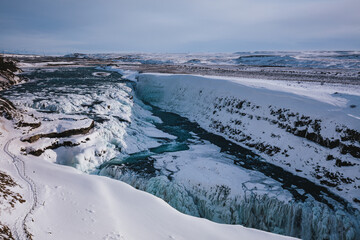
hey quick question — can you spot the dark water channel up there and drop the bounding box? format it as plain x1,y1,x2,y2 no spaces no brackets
102,103,356,213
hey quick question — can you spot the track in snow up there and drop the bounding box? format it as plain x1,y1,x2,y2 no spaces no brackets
4,138,38,240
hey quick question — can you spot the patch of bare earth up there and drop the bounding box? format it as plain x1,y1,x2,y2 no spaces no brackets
0,222,14,240
0,171,26,240
0,171,25,208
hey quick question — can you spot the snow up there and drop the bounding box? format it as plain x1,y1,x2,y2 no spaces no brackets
30,116,92,135
17,62,75,68
0,54,41,58
3,74,165,172
63,51,360,69
92,72,111,77
101,142,297,223
101,138,360,239
98,66,138,82
154,143,291,200
136,73,360,209
141,127,177,139
200,74,360,107
2,65,358,239
0,118,294,239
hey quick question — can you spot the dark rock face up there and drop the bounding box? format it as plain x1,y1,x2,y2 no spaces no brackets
211,96,360,159
26,140,81,156
0,56,24,90
207,96,360,192
22,121,95,143
113,116,131,124
0,97,41,132
0,57,18,73
335,158,356,167
17,121,41,129
0,97,17,120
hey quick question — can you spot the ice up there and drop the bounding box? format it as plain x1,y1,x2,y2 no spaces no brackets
101,141,360,239
1,68,171,173
136,73,360,209
3,141,288,240
92,72,111,77
2,65,359,239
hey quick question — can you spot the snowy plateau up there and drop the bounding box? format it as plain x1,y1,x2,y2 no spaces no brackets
0,53,359,240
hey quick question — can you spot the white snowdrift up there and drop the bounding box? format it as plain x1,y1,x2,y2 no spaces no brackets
98,66,138,82
0,120,294,240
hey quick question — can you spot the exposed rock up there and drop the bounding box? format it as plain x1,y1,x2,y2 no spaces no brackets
0,171,26,208
335,159,356,167
22,121,95,143
0,97,17,120
212,97,360,159
17,121,41,130
113,115,131,124
0,56,24,90
0,223,15,240
26,140,81,156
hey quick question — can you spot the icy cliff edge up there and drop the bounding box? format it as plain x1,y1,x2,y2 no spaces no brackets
136,73,360,208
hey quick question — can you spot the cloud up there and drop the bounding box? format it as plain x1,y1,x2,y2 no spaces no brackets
0,0,359,53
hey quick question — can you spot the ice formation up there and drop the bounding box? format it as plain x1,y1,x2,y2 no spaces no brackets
2,66,359,239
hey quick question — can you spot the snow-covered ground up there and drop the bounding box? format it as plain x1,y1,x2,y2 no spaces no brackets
1,118,292,240
2,62,359,239
17,62,75,68
102,139,359,239
64,51,360,69
136,73,360,209
0,66,299,239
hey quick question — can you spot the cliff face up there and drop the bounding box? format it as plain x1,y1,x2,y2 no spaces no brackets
0,56,23,91
136,73,360,208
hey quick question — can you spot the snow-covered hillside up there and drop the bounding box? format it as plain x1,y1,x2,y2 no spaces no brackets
0,66,299,240
136,73,360,209
1,119,293,240
1,60,359,239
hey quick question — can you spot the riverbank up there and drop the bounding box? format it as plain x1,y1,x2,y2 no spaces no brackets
0,59,297,239
137,73,360,209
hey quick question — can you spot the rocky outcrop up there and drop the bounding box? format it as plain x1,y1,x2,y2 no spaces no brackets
207,96,360,192
0,56,23,90
212,97,360,159
25,140,81,156
0,97,18,120
16,121,41,129
0,222,15,240
0,171,26,208
0,57,40,130
0,97,41,131
21,121,95,143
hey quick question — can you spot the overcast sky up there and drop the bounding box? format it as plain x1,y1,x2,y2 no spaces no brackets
1,0,359,54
